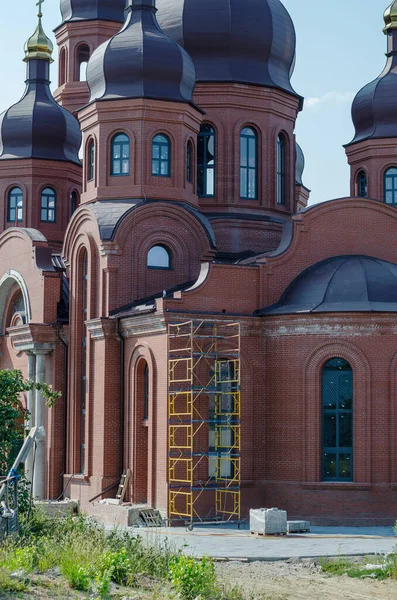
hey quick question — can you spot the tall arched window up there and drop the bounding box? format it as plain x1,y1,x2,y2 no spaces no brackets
59,47,67,86
143,363,149,420
322,358,353,481
384,168,397,205
152,134,171,177
7,187,23,223
70,191,79,216
240,127,257,199
147,245,171,269
77,44,90,82
187,141,193,183
197,124,215,198
357,170,367,198
88,140,95,182
277,134,286,205
79,249,88,474
111,133,130,176
41,187,56,223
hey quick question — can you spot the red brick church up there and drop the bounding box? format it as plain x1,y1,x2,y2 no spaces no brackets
2,0,397,525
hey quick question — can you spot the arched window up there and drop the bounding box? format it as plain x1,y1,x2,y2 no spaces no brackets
152,134,171,177
197,124,215,198
277,134,286,205
187,141,193,183
41,188,56,223
147,245,171,269
384,168,397,205
240,127,257,199
11,292,26,325
77,44,90,82
357,170,367,198
322,358,353,481
70,191,79,216
143,363,149,420
79,249,88,474
88,140,95,182
7,187,23,223
59,47,67,86
111,133,130,176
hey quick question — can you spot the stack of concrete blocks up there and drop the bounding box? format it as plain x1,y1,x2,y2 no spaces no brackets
250,507,287,535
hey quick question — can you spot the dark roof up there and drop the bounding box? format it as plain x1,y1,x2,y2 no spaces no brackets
87,0,196,104
0,59,81,165
257,255,397,315
59,0,126,25
156,0,301,103
347,30,397,146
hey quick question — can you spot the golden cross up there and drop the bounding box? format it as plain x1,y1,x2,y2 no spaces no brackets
36,0,44,15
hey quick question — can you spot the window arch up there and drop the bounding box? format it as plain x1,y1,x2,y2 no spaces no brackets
197,124,215,198
111,133,130,176
277,134,286,205
384,167,397,205
59,47,67,86
87,139,95,182
356,170,367,198
147,245,171,269
240,127,257,199
322,358,353,481
77,44,90,82
152,134,171,177
41,187,56,223
187,141,193,183
7,187,23,223
70,190,79,216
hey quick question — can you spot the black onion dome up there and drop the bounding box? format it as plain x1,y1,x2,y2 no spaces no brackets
60,0,126,24
156,0,300,100
258,256,397,315
0,20,81,165
87,0,196,103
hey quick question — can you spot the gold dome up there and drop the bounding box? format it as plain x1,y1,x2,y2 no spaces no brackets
384,0,397,32
24,9,54,63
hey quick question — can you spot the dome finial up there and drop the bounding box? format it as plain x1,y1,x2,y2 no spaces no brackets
24,0,54,63
384,0,397,32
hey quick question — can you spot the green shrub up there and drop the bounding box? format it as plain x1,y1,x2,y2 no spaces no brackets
169,555,216,600
97,547,132,585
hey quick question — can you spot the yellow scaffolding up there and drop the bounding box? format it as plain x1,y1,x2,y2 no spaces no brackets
168,320,241,526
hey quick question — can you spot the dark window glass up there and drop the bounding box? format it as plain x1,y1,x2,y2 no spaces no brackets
77,44,90,82
111,133,130,176
7,187,23,223
277,135,286,205
322,358,353,481
384,168,397,205
41,188,56,223
88,140,95,182
152,134,171,177
70,191,79,216
147,245,171,269
143,364,149,420
197,124,215,197
187,142,193,183
80,250,88,474
240,127,257,199
357,171,367,197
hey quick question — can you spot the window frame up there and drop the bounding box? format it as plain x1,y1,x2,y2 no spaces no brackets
147,245,172,270
240,126,258,200
152,134,171,178
187,141,193,184
357,170,367,198
40,187,57,223
322,358,353,482
110,133,130,177
7,187,23,223
277,134,286,205
88,139,95,182
384,167,397,205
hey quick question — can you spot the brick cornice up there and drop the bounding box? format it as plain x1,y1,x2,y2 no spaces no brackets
87,318,120,341
264,313,397,337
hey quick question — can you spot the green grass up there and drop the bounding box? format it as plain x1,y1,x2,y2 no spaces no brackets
320,556,394,581
0,509,245,599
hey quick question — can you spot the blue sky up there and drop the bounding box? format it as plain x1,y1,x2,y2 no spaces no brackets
0,0,391,204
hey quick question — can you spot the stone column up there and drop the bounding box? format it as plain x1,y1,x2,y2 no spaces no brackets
32,352,46,500
25,352,36,483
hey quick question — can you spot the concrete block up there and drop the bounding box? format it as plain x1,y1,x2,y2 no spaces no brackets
287,520,311,533
250,508,287,535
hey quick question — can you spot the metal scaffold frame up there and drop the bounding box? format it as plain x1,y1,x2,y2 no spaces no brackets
168,320,241,527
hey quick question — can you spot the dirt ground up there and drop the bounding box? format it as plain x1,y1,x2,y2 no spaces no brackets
216,559,397,599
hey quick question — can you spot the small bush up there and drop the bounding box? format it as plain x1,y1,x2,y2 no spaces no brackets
169,555,216,600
